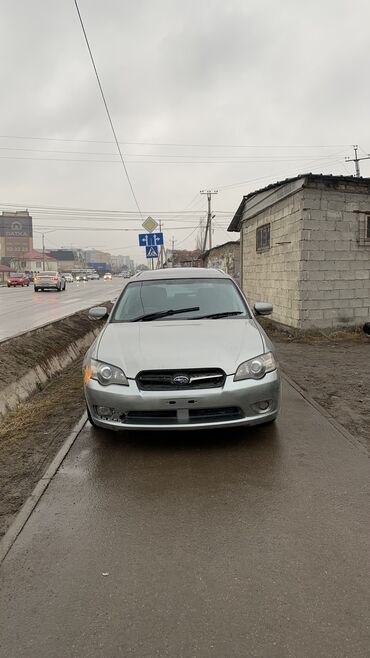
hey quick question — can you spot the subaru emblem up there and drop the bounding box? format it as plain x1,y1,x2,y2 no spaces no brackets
173,374,190,385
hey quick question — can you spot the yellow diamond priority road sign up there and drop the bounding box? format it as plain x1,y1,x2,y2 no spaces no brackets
142,216,159,233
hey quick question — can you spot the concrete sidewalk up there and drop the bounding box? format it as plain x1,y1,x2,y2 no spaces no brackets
0,380,369,658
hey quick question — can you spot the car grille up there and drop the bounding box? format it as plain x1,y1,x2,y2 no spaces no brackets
136,369,225,391
125,407,243,425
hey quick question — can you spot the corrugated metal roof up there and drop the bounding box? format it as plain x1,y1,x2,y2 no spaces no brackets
228,173,370,232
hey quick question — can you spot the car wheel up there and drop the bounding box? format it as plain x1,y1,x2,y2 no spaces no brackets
34,287,39,292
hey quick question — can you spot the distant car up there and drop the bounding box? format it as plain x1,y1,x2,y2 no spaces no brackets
7,273,30,287
34,271,66,292
63,273,74,283
83,267,281,432
91,273,100,280
76,274,88,281
103,273,112,280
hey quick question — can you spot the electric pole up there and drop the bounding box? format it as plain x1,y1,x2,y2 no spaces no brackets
171,236,175,267
345,145,370,177
157,221,165,269
42,233,45,271
200,190,218,251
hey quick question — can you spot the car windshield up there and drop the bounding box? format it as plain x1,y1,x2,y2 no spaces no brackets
38,272,57,277
12,273,24,277
111,278,250,322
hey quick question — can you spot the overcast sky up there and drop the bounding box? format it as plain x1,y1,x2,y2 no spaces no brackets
1,0,369,263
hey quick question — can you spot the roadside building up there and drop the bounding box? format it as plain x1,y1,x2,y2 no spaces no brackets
165,249,201,268
0,264,14,284
201,240,240,279
84,249,112,274
46,249,83,272
0,211,33,265
16,249,58,273
228,174,370,329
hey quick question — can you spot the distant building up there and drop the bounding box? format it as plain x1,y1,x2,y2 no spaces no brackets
201,240,240,279
228,174,370,329
0,263,14,284
0,211,33,265
46,249,83,272
16,249,57,273
165,249,201,268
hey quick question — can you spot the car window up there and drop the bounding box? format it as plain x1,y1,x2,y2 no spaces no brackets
38,272,57,277
111,278,250,322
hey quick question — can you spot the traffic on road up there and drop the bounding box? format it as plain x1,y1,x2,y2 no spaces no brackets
0,277,124,342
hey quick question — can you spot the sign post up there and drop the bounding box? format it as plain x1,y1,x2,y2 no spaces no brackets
138,217,164,269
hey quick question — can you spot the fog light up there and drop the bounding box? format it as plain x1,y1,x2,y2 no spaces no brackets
96,406,114,418
252,400,272,414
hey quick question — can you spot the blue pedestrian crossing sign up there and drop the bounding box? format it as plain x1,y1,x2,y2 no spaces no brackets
145,245,159,259
138,232,164,247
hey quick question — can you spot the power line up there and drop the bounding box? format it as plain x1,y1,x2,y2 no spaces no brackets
73,0,143,218
0,145,349,161
0,134,352,148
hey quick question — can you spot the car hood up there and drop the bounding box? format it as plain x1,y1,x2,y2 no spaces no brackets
96,319,265,377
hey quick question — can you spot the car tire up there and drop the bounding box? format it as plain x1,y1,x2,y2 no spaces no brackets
34,287,39,292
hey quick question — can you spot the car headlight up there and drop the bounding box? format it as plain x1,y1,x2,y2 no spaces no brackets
84,358,129,386
234,352,276,381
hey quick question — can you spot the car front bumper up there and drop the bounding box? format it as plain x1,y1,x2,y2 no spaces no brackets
85,371,281,431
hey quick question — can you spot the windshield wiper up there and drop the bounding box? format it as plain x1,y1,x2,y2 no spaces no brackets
132,306,200,322
196,311,243,319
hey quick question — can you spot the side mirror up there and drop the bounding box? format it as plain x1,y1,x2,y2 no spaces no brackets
254,302,273,316
363,322,370,336
89,306,109,321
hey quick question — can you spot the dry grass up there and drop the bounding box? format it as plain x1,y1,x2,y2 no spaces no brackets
0,359,85,537
258,317,365,345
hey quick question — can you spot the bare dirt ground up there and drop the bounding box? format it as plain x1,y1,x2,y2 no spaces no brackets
1,322,369,539
261,321,370,453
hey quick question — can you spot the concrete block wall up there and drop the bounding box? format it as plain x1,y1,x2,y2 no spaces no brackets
241,192,303,327
203,242,240,278
300,185,370,329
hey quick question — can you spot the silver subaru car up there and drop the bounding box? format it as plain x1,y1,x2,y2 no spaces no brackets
83,268,281,431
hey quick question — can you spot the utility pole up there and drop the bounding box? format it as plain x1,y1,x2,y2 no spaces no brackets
345,145,370,177
157,220,165,269
200,190,218,251
42,233,45,271
171,236,175,267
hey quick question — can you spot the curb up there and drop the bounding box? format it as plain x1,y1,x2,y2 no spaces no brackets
282,371,368,456
0,413,87,566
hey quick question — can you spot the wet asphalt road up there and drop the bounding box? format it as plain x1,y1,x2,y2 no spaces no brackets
0,380,369,658
0,279,124,342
